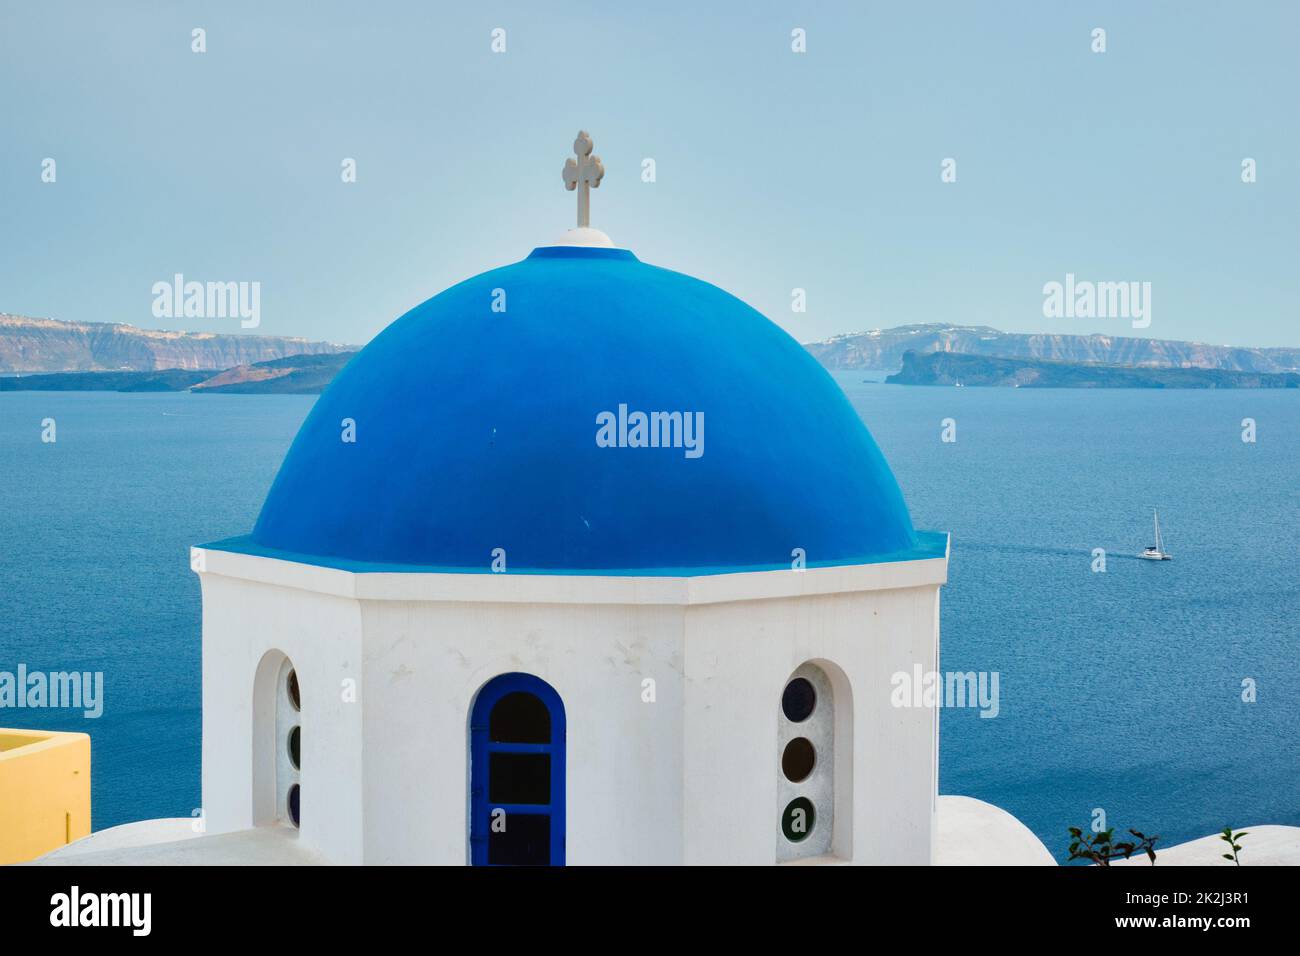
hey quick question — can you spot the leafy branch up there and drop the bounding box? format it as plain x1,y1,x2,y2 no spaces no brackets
1067,826,1159,866
1219,827,1247,865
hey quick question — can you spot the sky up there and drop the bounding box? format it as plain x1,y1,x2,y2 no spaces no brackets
1,0,1296,348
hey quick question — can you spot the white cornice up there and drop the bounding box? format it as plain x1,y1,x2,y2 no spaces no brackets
191,540,949,606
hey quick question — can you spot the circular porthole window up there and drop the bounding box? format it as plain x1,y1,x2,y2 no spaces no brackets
287,783,301,828
288,725,301,770
781,677,816,722
286,669,301,712
781,796,815,842
781,737,816,782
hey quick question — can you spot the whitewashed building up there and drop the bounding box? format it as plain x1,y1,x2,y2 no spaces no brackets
53,133,957,865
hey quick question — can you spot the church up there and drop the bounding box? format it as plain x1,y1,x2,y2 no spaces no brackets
34,133,1012,866
182,130,955,865
19,133,1293,869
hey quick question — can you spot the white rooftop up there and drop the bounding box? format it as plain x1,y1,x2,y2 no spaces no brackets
34,819,327,866
34,801,1300,866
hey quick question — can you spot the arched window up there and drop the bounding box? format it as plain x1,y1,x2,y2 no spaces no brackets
253,650,302,830
777,662,841,861
277,659,301,829
469,673,565,866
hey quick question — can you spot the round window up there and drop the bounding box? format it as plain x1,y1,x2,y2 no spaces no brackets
781,797,815,842
781,737,816,782
287,783,301,828
781,678,816,722
286,669,301,712
288,725,301,770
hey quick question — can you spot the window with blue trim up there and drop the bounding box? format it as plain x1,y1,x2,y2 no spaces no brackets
470,673,566,866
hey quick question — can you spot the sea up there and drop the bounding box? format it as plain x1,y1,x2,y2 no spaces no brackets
1,379,1296,861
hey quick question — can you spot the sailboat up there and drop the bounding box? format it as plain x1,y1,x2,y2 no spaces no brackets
1139,509,1173,561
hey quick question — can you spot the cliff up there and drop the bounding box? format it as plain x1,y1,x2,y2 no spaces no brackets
189,353,357,394
0,313,352,372
0,352,358,394
0,369,213,392
886,351,1300,388
6,311,1298,394
806,324,1300,374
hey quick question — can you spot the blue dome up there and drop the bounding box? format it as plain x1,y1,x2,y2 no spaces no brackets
233,246,936,575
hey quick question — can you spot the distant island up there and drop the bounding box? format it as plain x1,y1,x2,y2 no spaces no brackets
887,351,1300,389
188,353,357,394
0,313,351,373
806,324,1300,374
0,352,358,394
3,313,1299,394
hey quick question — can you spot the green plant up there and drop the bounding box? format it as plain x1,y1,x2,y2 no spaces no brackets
1067,826,1159,866
1219,827,1247,865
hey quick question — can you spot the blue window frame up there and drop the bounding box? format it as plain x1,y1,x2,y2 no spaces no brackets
469,673,566,866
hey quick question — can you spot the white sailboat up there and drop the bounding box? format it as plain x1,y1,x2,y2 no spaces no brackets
1139,509,1173,561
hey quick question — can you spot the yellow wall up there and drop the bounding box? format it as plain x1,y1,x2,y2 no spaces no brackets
0,729,91,864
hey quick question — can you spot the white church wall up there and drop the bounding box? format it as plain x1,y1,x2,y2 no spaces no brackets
196,549,945,866
357,598,686,865
681,584,941,865
199,573,365,864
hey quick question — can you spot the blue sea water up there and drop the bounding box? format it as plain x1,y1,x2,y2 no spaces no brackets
1,384,1296,860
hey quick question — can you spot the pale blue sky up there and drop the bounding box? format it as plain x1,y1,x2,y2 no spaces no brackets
2,1,1296,347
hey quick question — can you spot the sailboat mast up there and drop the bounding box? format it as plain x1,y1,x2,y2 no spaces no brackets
1153,509,1162,553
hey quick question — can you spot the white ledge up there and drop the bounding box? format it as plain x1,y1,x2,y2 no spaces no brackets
192,546,949,606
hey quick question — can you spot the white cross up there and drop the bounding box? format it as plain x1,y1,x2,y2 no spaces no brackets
562,131,604,228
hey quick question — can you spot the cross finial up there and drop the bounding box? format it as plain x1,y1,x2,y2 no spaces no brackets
562,131,604,228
